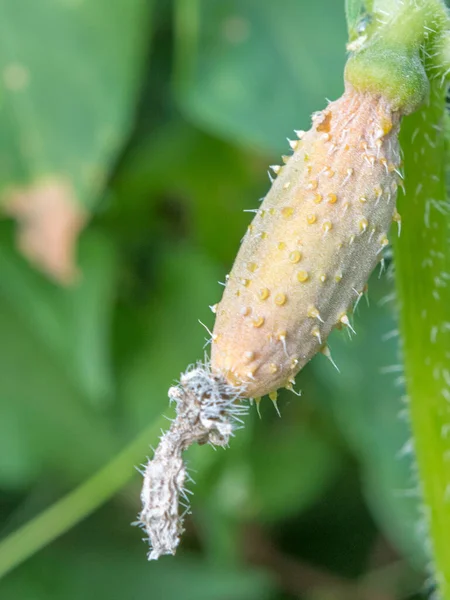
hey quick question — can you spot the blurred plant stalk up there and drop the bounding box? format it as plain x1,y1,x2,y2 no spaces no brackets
0,416,166,579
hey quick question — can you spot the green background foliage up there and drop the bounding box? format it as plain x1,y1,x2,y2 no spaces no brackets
0,0,439,598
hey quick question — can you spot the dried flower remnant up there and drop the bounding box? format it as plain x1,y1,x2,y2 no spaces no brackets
211,86,404,398
138,364,247,560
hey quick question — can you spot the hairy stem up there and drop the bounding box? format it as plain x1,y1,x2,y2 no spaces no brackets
394,82,450,597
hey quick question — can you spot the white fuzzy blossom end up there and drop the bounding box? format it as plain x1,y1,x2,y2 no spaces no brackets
137,363,247,560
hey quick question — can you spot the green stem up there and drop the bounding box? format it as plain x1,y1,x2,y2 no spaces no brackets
0,416,165,579
394,83,450,597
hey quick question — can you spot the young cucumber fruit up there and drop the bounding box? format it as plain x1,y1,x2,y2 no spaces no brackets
211,86,403,398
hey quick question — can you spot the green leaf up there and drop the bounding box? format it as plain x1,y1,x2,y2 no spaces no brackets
0,0,151,282
117,246,225,432
0,223,117,408
0,225,118,488
0,539,275,600
249,416,342,521
110,119,265,264
174,0,347,154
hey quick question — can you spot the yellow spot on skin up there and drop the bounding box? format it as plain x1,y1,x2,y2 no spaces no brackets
359,196,367,203
307,180,318,191
311,326,322,342
259,210,266,218
240,306,252,316
313,194,323,205
307,305,320,319
269,208,276,215
340,314,349,326
393,210,401,223
269,391,278,402
327,193,337,204
289,250,302,263
380,115,393,135
307,214,317,225
258,287,270,300
260,231,268,239
388,163,395,173
359,218,368,233
324,167,334,178
290,358,299,369
277,241,286,250
322,220,332,233
281,206,294,219
319,273,327,283
335,272,343,282
380,236,389,247
247,262,258,272
374,185,382,198
316,111,332,133
248,224,254,233
274,293,287,306
283,181,291,190
252,316,265,328
269,363,278,374
282,155,289,164
297,270,309,283
243,351,255,362
241,278,250,287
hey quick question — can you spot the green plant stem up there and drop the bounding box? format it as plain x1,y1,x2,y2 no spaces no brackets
0,416,165,580
394,83,450,597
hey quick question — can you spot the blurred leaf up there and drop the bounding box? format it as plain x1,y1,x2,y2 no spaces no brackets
0,225,118,488
249,416,342,522
0,223,117,408
117,245,225,432
0,0,151,282
311,273,426,569
111,119,266,264
0,538,275,600
174,0,347,154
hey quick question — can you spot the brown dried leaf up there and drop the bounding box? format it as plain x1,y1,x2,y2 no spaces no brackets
3,179,87,285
